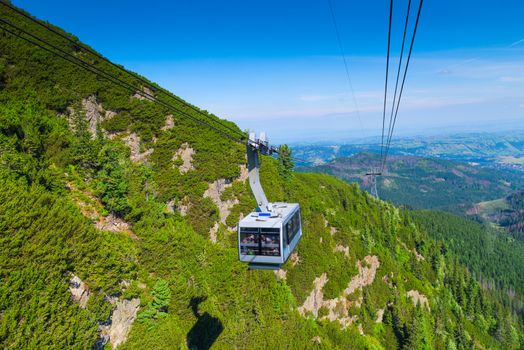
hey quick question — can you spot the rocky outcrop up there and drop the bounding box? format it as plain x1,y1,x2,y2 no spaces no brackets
161,114,174,131
98,298,140,349
132,86,155,101
67,182,138,240
290,252,301,266
209,222,219,243
63,95,117,139
82,95,104,137
344,255,379,296
173,143,195,173
412,248,425,261
310,336,322,344
238,164,249,182
375,308,385,323
95,214,130,234
69,274,90,308
333,244,349,258
274,269,287,281
122,132,154,164
173,197,191,217
299,273,328,317
204,178,237,224
407,290,430,310
202,164,249,239
298,255,380,329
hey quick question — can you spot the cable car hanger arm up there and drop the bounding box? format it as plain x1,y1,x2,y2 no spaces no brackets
246,132,278,212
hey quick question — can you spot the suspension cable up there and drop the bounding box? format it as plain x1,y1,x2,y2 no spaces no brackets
385,0,412,156
0,18,245,144
0,0,246,140
380,0,394,163
327,0,379,174
381,0,424,172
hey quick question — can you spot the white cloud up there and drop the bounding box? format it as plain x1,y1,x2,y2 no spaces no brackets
499,76,524,82
509,38,524,48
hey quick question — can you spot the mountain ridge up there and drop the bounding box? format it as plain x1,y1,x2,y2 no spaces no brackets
0,4,522,349
302,152,524,214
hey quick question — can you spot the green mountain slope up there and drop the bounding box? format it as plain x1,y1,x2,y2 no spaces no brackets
292,132,524,172
0,5,522,349
468,190,524,241
303,153,524,213
409,210,524,303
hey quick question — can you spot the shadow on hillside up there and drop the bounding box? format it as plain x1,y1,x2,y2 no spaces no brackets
187,296,224,350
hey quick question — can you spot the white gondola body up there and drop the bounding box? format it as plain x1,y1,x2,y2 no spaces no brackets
238,203,302,269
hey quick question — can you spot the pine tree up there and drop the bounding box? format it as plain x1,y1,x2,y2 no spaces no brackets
95,144,131,217
151,279,171,313
405,305,432,350
277,144,294,180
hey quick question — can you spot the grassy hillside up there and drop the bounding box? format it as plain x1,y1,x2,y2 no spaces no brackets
303,153,524,213
0,4,522,349
468,190,524,241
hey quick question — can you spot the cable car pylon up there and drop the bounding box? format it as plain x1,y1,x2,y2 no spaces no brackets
365,167,381,199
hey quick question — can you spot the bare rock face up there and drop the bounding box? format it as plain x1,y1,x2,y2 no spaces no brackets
176,197,191,216
62,95,118,139
161,114,174,131
310,336,322,344
82,95,104,138
407,290,430,310
344,255,379,296
204,178,238,225
123,132,154,164
274,268,287,281
67,182,138,239
173,143,195,173
95,213,131,233
298,255,380,330
166,199,176,214
290,252,301,266
105,110,118,120
238,164,249,182
202,164,249,239
209,222,219,243
69,274,90,309
132,86,155,101
333,244,349,257
98,298,140,349
375,308,385,323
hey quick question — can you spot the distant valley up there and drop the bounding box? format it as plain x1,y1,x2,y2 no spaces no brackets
292,131,524,172
469,190,524,241
300,152,524,214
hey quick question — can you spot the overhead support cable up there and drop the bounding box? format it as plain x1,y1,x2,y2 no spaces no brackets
380,0,394,162
0,1,318,166
381,0,424,173
327,0,379,176
0,17,245,144
326,0,363,125
0,0,246,141
385,0,412,156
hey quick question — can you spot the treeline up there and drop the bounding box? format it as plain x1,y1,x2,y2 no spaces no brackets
409,210,524,318
499,191,524,240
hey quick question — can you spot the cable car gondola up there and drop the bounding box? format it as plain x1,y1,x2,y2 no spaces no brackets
238,132,302,270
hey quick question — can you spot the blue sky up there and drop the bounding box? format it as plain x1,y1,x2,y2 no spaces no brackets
12,0,524,143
